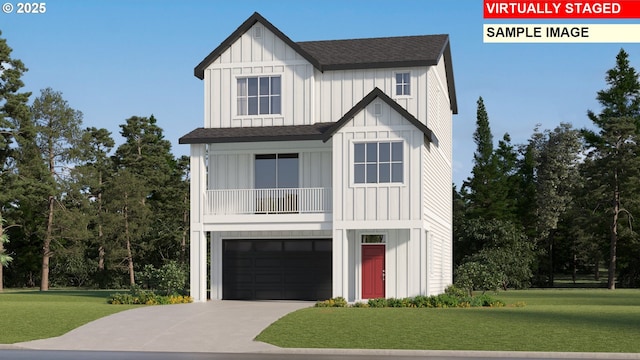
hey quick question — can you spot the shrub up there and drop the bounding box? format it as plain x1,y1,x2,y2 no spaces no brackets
411,295,430,308
310,293,514,309
108,285,193,305
429,293,459,308
315,297,347,307
137,261,188,296
367,298,388,308
444,284,468,298
352,301,369,308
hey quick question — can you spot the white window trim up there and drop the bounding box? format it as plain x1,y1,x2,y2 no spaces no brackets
394,71,412,98
234,73,283,118
350,139,407,188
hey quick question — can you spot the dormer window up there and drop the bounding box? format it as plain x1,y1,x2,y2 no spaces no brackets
237,76,281,116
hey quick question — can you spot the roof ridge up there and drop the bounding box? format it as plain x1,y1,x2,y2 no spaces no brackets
297,34,449,44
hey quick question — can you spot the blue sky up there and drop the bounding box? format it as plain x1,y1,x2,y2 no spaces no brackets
2,0,639,187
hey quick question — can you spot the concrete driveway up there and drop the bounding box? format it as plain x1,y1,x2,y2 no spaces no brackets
15,301,312,353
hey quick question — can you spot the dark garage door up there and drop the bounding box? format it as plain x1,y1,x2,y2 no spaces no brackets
223,239,332,300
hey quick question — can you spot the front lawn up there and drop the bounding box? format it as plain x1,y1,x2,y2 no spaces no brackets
256,289,640,353
0,290,137,344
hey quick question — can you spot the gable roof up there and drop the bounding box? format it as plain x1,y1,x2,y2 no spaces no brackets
194,12,457,114
322,87,438,145
179,87,437,146
194,12,320,79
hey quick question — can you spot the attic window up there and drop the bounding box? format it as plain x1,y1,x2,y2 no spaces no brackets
373,103,382,117
253,26,262,39
396,72,410,96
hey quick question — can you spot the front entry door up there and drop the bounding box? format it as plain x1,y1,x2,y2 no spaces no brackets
362,245,385,299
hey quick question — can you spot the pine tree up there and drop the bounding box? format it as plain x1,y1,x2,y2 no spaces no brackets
0,31,31,290
31,88,83,290
73,127,114,283
583,49,640,289
463,97,515,221
110,115,180,283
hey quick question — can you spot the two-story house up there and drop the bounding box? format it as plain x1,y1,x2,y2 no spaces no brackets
180,12,457,302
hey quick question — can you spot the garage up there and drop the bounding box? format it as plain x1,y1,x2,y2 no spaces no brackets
222,239,332,300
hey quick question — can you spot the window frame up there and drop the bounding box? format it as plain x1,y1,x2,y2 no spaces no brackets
254,153,299,189
352,140,404,186
236,75,282,116
394,71,411,97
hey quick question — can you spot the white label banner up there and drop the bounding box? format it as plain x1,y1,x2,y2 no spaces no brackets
484,24,640,43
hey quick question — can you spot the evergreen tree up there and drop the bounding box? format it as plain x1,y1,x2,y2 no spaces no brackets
31,88,83,290
110,115,182,283
534,123,582,286
72,127,114,285
0,31,32,289
582,49,640,289
103,169,151,285
463,97,517,222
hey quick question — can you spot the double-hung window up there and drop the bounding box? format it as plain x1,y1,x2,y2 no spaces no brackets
354,141,403,184
395,72,410,96
237,76,281,115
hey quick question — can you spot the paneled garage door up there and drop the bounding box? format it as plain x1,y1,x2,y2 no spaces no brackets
222,239,332,300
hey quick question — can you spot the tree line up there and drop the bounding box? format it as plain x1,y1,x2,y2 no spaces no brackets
1,32,189,290
455,49,640,291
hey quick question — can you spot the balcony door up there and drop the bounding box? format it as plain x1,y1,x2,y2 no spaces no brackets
255,153,299,213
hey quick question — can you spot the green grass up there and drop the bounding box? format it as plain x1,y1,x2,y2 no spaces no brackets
0,290,137,344
256,289,640,353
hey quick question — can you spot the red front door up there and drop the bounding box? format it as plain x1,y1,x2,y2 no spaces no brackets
362,245,385,299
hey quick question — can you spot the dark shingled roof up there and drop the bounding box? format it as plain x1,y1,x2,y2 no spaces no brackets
179,88,438,146
179,122,333,144
193,12,457,114
297,35,449,71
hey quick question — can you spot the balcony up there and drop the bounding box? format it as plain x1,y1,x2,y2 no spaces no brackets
204,188,332,215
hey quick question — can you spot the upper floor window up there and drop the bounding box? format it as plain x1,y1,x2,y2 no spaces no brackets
395,72,410,96
237,76,281,116
255,153,298,189
354,141,403,184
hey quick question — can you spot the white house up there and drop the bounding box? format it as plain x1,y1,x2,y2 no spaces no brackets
180,12,457,302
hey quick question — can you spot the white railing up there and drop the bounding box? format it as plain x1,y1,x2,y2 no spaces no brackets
205,188,332,215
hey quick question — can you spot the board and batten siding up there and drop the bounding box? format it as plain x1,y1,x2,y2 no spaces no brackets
314,68,427,123
203,23,315,129
332,101,423,223
207,141,332,190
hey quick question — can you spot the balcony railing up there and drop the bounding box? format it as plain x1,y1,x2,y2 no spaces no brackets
204,188,332,215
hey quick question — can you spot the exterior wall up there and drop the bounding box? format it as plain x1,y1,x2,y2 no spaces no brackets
422,54,454,294
189,144,207,302
332,101,424,224
207,140,331,190
332,228,428,302
203,22,315,128
314,67,427,124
